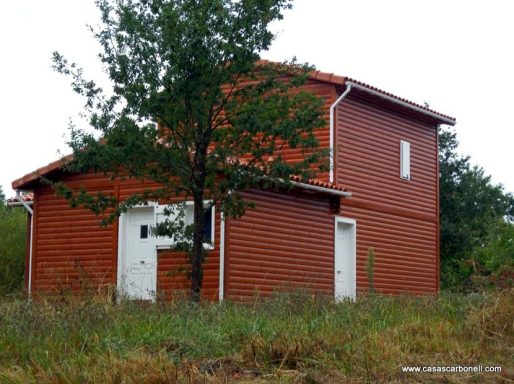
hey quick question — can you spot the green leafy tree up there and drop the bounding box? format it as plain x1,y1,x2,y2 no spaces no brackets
51,0,327,301
439,128,514,289
0,187,27,294
470,220,514,287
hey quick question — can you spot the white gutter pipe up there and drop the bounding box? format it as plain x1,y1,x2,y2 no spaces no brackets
344,81,456,126
6,201,33,208
14,191,33,215
15,190,34,299
218,189,233,302
329,84,353,183
218,210,225,302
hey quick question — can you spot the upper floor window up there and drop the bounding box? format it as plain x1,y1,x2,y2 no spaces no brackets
400,140,411,180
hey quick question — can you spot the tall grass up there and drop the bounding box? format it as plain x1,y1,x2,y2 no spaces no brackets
0,290,512,383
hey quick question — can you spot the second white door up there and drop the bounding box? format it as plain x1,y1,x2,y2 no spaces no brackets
334,217,356,300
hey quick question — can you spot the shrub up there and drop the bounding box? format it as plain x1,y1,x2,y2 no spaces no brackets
0,191,27,295
468,221,514,289
366,247,376,293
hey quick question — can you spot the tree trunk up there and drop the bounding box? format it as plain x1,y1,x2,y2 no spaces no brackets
190,121,211,302
190,192,205,302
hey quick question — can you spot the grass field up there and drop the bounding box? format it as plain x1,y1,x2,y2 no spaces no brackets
0,289,512,383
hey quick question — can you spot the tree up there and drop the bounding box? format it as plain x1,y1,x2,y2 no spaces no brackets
439,127,514,289
470,220,514,287
0,187,27,295
51,0,327,301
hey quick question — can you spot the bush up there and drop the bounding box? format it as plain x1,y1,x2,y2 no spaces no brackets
0,191,27,295
468,221,514,289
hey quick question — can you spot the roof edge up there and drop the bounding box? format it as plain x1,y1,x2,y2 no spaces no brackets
257,59,456,124
344,79,456,125
13,62,456,188
12,154,350,197
12,155,72,190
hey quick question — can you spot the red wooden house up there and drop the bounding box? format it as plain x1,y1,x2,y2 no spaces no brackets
10,67,455,301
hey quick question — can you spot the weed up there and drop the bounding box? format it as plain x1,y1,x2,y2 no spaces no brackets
366,247,376,294
0,290,512,383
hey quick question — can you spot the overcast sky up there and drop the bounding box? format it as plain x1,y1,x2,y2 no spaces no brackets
1,0,513,197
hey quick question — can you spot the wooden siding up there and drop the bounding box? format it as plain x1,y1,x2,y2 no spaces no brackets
30,174,223,299
342,205,437,294
273,80,335,182
336,94,439,293
225,189,335,301
232,79,336,183
32,175,116,294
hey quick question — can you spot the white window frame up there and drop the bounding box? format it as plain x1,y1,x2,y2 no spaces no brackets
154,201,215,250
400,140,411,180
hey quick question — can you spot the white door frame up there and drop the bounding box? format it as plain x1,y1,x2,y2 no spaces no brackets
334,216,357,300
117,205,158,300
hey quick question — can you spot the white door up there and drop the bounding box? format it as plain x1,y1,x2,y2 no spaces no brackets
334,217,356,300
121,207,156,300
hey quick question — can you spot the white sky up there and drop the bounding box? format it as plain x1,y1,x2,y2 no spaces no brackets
1,0,513,197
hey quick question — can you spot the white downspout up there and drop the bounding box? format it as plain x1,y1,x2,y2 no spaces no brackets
218,210,225,302
15,190,34,299
329,84,353,183
27,214,34,300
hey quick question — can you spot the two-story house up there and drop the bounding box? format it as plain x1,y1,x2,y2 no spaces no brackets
10,66,455,301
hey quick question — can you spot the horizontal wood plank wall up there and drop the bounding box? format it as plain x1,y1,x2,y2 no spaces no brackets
33,174,116,295
336,95,439,294
342,205,437,294
274,80,335,182
31,175,221,300
232,79,335,183
226,189,334,301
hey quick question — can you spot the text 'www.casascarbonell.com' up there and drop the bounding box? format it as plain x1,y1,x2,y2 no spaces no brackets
401,365,502,374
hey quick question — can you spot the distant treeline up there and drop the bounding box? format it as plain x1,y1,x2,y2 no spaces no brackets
439,127,514,290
